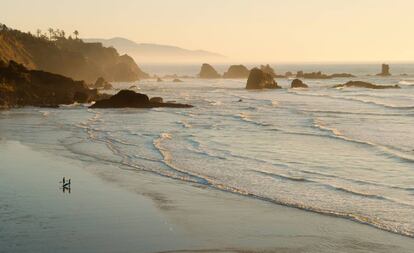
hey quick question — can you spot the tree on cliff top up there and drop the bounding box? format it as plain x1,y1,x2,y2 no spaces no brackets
74,30,79,39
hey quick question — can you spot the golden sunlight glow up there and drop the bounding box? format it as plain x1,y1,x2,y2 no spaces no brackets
2,0,413,62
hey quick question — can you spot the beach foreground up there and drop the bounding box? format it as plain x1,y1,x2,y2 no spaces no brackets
1,140,413,253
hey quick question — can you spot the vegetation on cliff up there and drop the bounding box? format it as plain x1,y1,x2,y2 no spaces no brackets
0,24,149,83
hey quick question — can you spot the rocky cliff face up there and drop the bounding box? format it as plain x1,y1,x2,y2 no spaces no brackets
0,25,149,83
0,60,103,108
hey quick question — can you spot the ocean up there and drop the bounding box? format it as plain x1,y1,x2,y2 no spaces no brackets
1,63,413,238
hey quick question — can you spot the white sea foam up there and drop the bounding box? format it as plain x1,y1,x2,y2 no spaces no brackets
2,75,414,238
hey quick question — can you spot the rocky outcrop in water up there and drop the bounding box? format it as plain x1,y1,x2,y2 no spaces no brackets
173,78,183,82
199,63,221,78
329,73,355,78
246,68,280,89
149,97,163,103
291,79,308,88
0,60,102,108
377,64,391,76
260,64,276,77
333,81,400,89
223,65,250,78
285,71,294,77
91,77,113,90
90,90,193,108
296,71,355,79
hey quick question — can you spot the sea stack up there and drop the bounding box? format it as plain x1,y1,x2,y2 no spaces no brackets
223,65,250,78
291,79,308,88
260,64,277,77
199,63,221,78
92,77,113,90
377,64,391,76
246,68,280,89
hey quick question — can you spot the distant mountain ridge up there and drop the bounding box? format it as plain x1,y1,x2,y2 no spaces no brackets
84,37,226,63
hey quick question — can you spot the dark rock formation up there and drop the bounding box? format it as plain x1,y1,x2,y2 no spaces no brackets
0,59,6,68
285,71,294,77
291,79,308,88
0,24,149,83
246,68,280,89
329,73,355,78
301,71,330,79
157,77,163,82
150,97,163,103
129,85,137,89
92,77,113,90
73,91,90,103
163,74,194,79
90,90,192,109
223,65,250,78
0,60,101,108
377,64,391,76
260,64,276,77
199,63,221,79
297,71,355,79
333,81,400,89
173,78,183,82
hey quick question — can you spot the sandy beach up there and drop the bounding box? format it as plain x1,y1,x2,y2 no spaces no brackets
1,140,413,253
2,1,414,252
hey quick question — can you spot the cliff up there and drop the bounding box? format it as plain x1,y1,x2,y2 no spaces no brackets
0,60,104,108
0,24,149,83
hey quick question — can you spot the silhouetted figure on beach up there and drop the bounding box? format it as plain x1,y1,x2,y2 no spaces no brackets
63,179,71,188
62,186,71,194
60,177,71,194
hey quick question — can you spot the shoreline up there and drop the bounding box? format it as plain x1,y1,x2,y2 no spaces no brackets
1,140,414,253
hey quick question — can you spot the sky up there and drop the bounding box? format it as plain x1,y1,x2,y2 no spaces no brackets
2,0,413,63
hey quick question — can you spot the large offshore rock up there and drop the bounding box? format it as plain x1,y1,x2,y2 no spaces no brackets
246,68,280,89
199,63,221,78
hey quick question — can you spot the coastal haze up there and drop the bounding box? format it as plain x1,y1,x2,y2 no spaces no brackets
1,1,414,253
84,37,226,64
3,0,414,63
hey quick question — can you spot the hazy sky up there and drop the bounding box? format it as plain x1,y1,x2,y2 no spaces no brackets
2,0,413,63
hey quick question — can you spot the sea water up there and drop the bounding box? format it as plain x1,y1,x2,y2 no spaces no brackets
1,64,413,238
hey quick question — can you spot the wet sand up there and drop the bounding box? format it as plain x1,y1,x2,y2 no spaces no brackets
1,140,413,253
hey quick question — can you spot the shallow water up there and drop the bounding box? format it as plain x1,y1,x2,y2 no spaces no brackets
1,72,414,238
